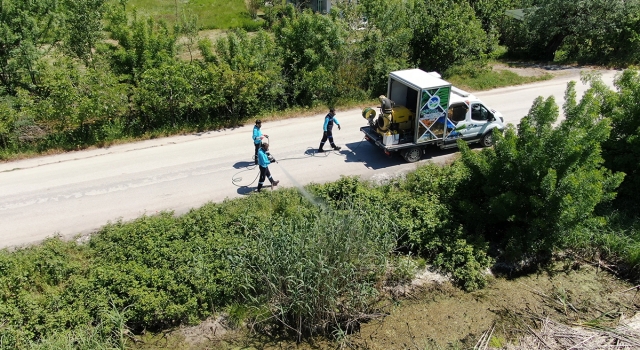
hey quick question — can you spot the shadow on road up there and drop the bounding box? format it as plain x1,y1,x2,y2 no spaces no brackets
342,140,473,168
233,160,256,169
342,140,406,169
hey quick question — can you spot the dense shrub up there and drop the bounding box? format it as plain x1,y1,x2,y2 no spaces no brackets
454,77,624,262
602,69,640,210
310,175,493,291
0,238,95,348
433,233,493,291
357,0,413,95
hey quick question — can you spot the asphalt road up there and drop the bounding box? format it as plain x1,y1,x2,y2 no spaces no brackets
0,68,620,249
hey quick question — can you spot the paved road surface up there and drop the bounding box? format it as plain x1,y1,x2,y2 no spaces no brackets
0,69,620,248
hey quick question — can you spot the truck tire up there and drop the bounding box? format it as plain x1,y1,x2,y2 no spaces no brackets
481,132,493,147
402,147,422,163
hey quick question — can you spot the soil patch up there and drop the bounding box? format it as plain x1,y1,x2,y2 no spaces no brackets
351,263,639,349
491,62,586,78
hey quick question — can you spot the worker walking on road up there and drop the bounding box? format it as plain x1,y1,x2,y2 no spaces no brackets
318,108,341,152
252,120,267,165
255,142,279,192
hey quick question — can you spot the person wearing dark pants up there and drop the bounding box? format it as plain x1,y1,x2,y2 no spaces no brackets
252,120,267,165
318,108,341,152
255,142,279,192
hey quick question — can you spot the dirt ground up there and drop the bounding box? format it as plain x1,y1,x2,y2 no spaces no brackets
351,263,639,349
142,262,639,350
491,62,587,78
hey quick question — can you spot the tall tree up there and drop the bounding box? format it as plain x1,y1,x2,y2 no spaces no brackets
273,6,346,106
60,0,107,64
358,0,413,95
409,0,492,74
102,4,177,84
0,0,62,94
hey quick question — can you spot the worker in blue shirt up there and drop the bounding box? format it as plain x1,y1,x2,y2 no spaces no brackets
252,120,268,165
255,142,279,192
318,108,341,152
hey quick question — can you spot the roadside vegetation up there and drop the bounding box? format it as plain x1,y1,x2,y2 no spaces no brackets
5,0,638,161
1,0,640,348
3,69,640,348
126,0,263,30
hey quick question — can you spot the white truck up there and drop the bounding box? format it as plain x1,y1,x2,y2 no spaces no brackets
360,69,505,162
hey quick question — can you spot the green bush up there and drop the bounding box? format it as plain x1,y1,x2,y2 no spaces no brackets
454,77,624,262
602,69,640,210
433,234,493,292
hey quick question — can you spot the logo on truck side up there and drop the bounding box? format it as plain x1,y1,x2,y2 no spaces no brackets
427,96,440,109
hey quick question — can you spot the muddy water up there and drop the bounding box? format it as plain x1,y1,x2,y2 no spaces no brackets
144,263,639,349
353,263,638,349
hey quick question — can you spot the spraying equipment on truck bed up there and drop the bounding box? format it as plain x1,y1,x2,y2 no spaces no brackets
360,69,505,163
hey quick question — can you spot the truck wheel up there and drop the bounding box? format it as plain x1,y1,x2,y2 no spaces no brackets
402,147,422,163
481,132,493,147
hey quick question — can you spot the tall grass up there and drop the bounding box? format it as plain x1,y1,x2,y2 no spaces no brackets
238,203,398,340
564,210,640,277
127,0,262,30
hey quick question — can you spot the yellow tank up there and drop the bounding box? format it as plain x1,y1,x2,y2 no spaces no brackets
366,104,415,136
391,105,413,124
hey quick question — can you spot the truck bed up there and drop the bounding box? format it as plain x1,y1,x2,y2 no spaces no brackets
360,126,427,151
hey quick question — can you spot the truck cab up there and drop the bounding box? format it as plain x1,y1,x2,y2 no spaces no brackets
444,87,505,148
360,69,505,162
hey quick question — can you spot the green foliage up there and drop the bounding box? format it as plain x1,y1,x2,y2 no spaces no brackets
0,97,17,153
564,210,640,278
238,202,397,338
602,69,640,209
212,29,286,116
24,304,130,350
358,0,413,95
467,0,517,36
273,7,346,107
133,61,222,130
0,0,62,94
88,209,246,330
385,255,420,286
0,56,134,156
500,0,640,65
102,8,177,83
0,238,95,348
433,234,493,292
410,0,493,74
455,75,624,261
310,174,492,292
60,0,107,63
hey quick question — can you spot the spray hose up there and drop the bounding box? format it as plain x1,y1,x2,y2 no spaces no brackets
231,135,367,188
